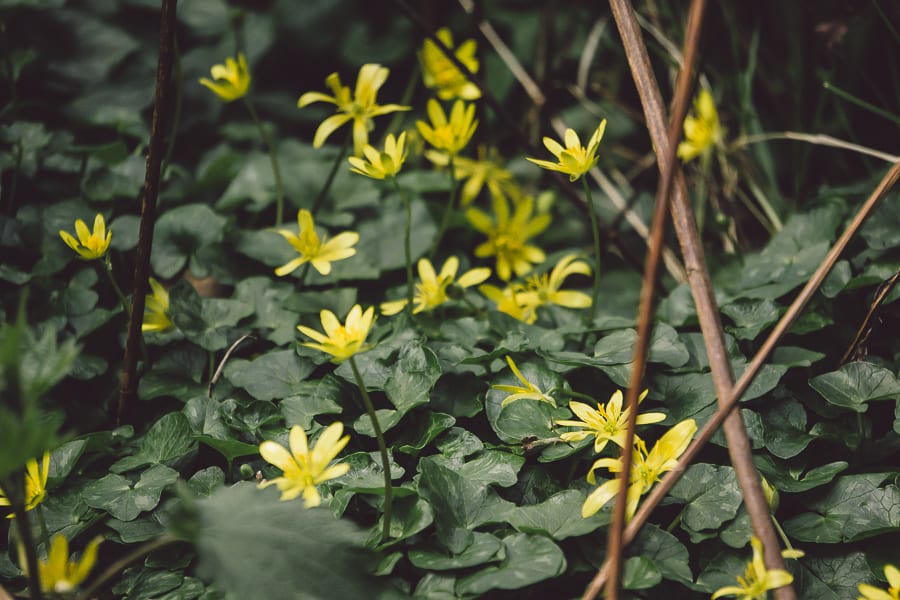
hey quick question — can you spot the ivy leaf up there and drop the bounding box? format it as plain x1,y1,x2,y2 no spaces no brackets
417,458,490,554
428,450,524,488
591,323,689,367
408,532,504,570
670,464,743,541
794,551,871,599
384,341,442,414
110,413,197,473
396,411,455,455
754,455,848,493
151,204,226,278
628,524,694,586
810,362,900,413
722,298,781,340
622,556,662,590
225,350,316,401
83,464,178,521
759,398,815,459
507,490,607,540
455,533,565,596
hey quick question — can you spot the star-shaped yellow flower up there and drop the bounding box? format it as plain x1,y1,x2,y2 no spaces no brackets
527,120,606,182
517,253,593,312
416,99,478,157
258,422,351,508
859,564,900,600
273,209,358,277
492,355,555,408
381,256,490,316
199,53,250,102
677,88,723,163
479,283,538,324
18,534,103,594
426,145,518,207
711,536,795,600
348,132,408,180
418,27,481,101
141,277,174,333
297,304,375,363
555,389,665,454
59,214,111,260
582,418,696,520
298,64,411,156
0,452,50,517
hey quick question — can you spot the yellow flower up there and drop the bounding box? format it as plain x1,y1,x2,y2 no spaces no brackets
59,214,111,260
141,277,173,333
492,355,555,408
0,452,50,517
711,536,795,600
348,132,408,180
527,120,606,182
760,475,780,513
381,256,490,316
517,254,593,312
555,389,665,454
859,564,900,600
273,209,358,277
18,534,102,594
199,53,250,102
677,88,723,163
416,99,478,157
297,304,375,363
479,283,538,324
298,64,411,156
466,190,550,280
426,145,518,207
258,422,351,508
582,418,696,519
418,27,481,101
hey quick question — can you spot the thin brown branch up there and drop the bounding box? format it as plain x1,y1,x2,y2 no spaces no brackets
117,0,178,426
605,1,795,599
601,0,707,597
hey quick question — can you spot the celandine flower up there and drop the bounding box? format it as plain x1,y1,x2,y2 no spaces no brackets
555,389,665,453
258,422,351,508
0,452,50,517
199,53,250,102
298,64,411,156
582,418,696,520
59,214,111,260
416,99,478,157
426,145,517,207
492,356,555,408
466,191,550,280
711,536,795,600
479,283,537,324
348,132,408,179
527,120,606,182
858,564,900,600
677,88,723,163
297,304,375,363
381,256,490,315
18,534,103,594
274,209,358,277
142,278,173,333
419,27,481,101
517,254,593,313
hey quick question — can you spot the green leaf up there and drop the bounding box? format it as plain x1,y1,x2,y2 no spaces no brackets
233,277,301,345
384,341,442,414
507,490,607,540
455,533,565,595
794,551,871,599
417,458,490,554
225,350,316,401
195,435,259,465
754,455,848,493
670,464,743,539
83,464,178,521
396,411,455,455
380,496,433,545
622,556,662,590
280,378,346,430
759,398,815,458
434,427,484,459
810,362,900,413
429,450,525,488
591,323,690,367
722,298,781,340
111,413,197,473
408,532,504,570
151,204,227,278
628,524,694,585
485,360,568,444
168,282,255,351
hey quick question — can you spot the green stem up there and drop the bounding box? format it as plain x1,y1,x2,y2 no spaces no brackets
348,356,392,543
36,505,50,550
74,534,178,600
9,494,42,600
102,256,149,367
243,98,285,226
580,177,602,327
311,133,351,215
556,388,596,402
430,154,459,258
823,80,900,126
392,177,415,312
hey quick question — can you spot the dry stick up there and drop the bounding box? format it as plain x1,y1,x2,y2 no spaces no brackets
117,0,178,426
587,159,900,591
605,2,796,599
600,0,707,597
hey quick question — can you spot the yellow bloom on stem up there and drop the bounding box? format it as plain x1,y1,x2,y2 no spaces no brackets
418,27,481,101
492,355,555,408
527,120,606,182
199,53,250,102
59,214,111,260
297,304,375,363
381,256,490,315
273,209,358,277
677,88,723,163
416,99,478,157
517,253,593,312
258,422,351,508
711,536,795,600
298,64,411,156
555,389,665,453
859,564,900,600
582,418,696,519
479,283,538,324
141,277,173,333
426,145,517,207
0,452,50,517
466,191,550,281
18,534,102,594
348,132,408,179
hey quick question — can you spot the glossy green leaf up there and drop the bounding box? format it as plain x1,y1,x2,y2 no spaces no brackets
151,204,227,279
455,533,565,595
754,455,848,493
810,362,900,413
225,350,316,401
507,490,607,539
111,413,197,473
83,464,178,521
670,464,743,539
408,532,504,570
384,341,442,413
622,556,662,590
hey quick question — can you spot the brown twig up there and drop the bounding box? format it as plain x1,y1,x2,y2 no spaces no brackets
605,1,795,599
840,268,900,365
117,0,178,426
600,0,707,597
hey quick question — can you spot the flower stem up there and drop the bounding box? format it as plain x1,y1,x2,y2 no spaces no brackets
581,177,602,327
348,356,392,542
243,97,285,226
556,388,596,402
6,486,42,600
102,256,149,366
430,154,458,258
311,132,351,215
392,177,415,312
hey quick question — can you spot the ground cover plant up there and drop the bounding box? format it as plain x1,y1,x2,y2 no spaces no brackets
1,0,899,598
